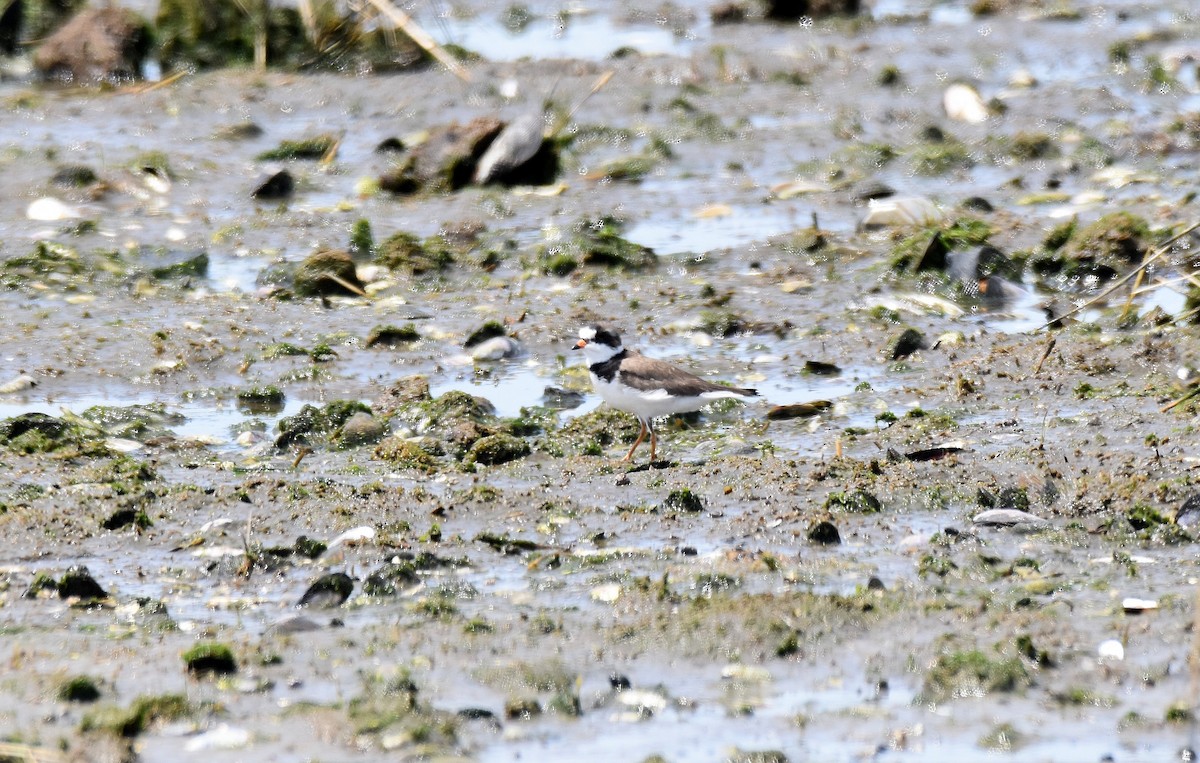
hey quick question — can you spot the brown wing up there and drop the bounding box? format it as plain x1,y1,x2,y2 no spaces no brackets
617,353,757,397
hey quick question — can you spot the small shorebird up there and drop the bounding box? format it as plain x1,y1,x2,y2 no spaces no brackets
573,325,758,462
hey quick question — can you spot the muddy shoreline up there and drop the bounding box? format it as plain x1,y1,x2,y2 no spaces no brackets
2,1,1200,761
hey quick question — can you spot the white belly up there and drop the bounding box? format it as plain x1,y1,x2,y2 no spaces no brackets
590,372,743,423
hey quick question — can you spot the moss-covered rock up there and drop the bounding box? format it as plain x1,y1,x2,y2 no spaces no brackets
276,400,372,448
365,323,422,348
539,215,656,274
918,648,1031,704
182,642,237,677
256,133,337,162
556,407,641,456
294,249,365,297
57,676,102,703
81,694,190,738
334,411,386,449
0,412,78,453
379,117,504,195
33,6,152,83
465,433,530,466
236,386,286,414
1056,212,1151,280
373,437,440,472
374,231,455,274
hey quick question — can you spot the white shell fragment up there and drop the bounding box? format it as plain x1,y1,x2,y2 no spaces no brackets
591,583,622,603
326,526,376,549
1097,639,1125,661
27,197,81,221
1121,597,1158,613
184,724,250,752
972,509,1049,527
861,196,944,228
470,336,522,361
474,112,545,184
943,83,990,123
0,374,36,393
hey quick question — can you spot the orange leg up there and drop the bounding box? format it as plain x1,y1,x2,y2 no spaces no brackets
649,428,658,461
623,420,648,462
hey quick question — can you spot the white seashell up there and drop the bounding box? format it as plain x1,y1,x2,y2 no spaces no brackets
617,689,667,714
0,374,36,393
27,197,81,221
591,583,622,603
943,83,990,123
972,508,1048,527
104,437,145,453
270,613,322,633
1097,639,1124,661
184,724,250,752
862,196,943,228
1121,597,1158,613
470,336,522,361
326,526,376,550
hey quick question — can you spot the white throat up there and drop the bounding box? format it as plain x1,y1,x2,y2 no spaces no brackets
580,340,623,365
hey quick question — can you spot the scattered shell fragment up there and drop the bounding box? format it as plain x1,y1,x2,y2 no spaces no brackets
326,526,376,550
861,196,943,228
591,583,622,603
104,437,145,453
1121,597,1158,613
470,336,522,361
780,278,811,293
972,508,1048,527
184,724,250,752
771,179,830,199
943,83,989,123
0,374,36,394
693,203,732,218
27,197,81,221
1097,639,1125,661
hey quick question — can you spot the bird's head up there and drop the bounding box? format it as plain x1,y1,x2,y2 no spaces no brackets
573,325,623,364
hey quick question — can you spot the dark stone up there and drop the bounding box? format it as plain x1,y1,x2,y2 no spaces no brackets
293,249,364,297
252,170,294,200
711,2,748,23
887,328,925,360
58,566,108,600
1176,494,1200,528
33,6,151,82
807,520,841,545
764,0,859,18
661,489,704,513
379,117,504,195
0,0,22,55
297,572,354,608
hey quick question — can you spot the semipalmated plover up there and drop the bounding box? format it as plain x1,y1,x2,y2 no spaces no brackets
573,325,758,462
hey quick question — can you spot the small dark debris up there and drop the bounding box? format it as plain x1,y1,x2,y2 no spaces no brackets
887,328,925,360
252,170,295,200
297,572,354,608
542,386,586,410
807,520,841,545
1175,494,1200,528
767,401,832,420
803,360,841,375
375,137,406,153
903,446,965,462
58,566,108,601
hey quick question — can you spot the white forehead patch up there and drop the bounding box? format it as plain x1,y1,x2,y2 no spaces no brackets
578,326,597,340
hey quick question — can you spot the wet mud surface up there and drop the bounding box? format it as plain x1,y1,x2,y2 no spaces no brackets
1,0,1200,760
